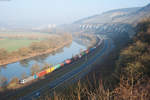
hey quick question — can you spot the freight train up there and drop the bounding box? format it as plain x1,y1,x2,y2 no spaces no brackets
19,36,103,84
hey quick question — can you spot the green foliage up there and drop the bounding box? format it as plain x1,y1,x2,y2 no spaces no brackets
136,19,150,44
0,39,39,52
0,33,72,65
50,19,150,100
28,20,150,100
136,19,150,33
0,48,9,60
116,19,150,78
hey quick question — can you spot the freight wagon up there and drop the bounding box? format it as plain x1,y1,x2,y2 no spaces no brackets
46,68,51,74
38,70,46,78
81,51,86,56
73,55,79,61
19,75,34,84
34,74,38,79
85,50,89,54
50,67,55,72
54,64,61,69
19,35,103,84
60,63,64,67
65,59,71,64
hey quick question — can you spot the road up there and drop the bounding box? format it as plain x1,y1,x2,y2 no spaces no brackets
19,36,113,100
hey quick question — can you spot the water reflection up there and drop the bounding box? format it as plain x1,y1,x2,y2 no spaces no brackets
19,44,69,67
0,41,86,83
0,65,7,73
20,59,30,67
0,75,8,86
33,54,49,63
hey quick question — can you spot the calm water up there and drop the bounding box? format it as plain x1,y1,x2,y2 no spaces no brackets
0,41,86,84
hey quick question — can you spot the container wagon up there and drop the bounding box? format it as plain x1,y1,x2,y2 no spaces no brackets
34,74,38,79
46,68,51,74
65,59,71,64
38,70,46,77
50,67,55,72
81,52,85,56
20,75,34,84
54,64,61,69
60,63,64,67
73,55,78,60
19,36,102,84
85,50,89,54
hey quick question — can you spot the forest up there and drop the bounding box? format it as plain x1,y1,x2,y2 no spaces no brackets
38,19,150,100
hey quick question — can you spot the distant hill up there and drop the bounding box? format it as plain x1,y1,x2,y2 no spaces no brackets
74,3,150,25
71,4,150,47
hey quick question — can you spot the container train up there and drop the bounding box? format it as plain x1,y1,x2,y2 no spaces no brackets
19,36,103,84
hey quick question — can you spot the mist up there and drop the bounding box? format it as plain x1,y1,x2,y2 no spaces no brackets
0,0,149,27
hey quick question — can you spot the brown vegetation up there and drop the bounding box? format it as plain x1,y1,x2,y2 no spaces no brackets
38,19,150,100
0,33,55,40
0,33,72,66
73,32,97,48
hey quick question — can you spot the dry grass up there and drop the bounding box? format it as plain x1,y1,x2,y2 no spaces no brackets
37,73,150,100
37,18,150,100
113,76,150,100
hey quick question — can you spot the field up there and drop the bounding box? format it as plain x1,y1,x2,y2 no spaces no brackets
0,33,72,66
0,31,58,52
0,39,39,52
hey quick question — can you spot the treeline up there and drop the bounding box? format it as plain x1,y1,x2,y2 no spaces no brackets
0,33,72,66
0,33,55,40
113,19,150,100
38,19,150,100
74,33,97,48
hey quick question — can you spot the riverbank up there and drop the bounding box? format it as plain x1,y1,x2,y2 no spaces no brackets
0,35,100,100
0,40,72,66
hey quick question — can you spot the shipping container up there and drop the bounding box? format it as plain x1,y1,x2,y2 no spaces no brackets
24,76,34,83
54,64,61,69
73,55,78,60
81,52,85,56
50,67,55,72
60,63,64,67
34,74,38,79
86,50,89,54
38,70,46,77
65,59,71,64
46,68,51,74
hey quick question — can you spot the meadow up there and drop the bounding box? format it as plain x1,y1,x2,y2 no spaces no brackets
0,39,39,52
0,32,72,66
0,32,58,52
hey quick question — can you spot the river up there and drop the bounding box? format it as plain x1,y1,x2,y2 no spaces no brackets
0,41,86,84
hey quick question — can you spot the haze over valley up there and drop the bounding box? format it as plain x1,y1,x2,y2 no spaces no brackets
0,0,150,100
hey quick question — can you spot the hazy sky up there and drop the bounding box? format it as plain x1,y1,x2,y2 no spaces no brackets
0,0,149,25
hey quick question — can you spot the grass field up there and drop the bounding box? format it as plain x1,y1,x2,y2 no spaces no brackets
0,39,39,52
1,39,102,100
